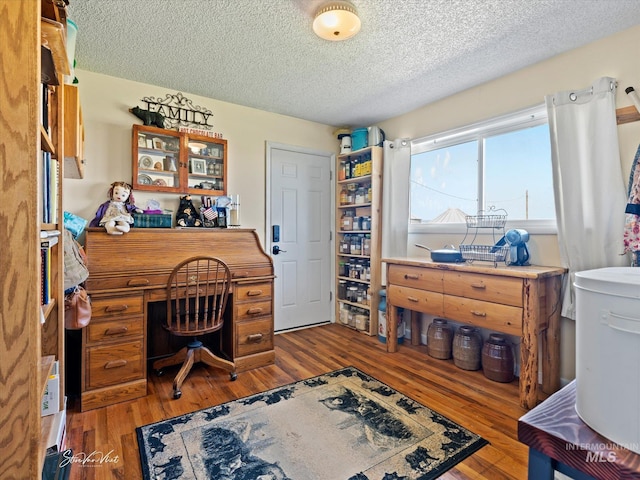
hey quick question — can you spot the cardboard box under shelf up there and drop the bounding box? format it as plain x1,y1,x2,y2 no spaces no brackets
133,213,172,228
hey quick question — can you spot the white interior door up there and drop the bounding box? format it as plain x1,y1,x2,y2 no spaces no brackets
267,142,333,332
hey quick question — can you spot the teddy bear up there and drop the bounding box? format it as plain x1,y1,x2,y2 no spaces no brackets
176,195,202,227
89,181,143,235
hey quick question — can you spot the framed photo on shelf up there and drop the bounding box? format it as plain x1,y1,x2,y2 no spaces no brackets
190,158,206,175
209,145,221,157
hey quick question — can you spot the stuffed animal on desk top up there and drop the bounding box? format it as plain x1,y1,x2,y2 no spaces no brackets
89,181,143,235
176,194,202,227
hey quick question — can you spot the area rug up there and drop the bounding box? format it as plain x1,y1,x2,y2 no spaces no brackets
136,366,488,479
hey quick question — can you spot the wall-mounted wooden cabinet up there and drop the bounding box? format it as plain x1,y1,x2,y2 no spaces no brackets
63,83,85,179
132,125,227,196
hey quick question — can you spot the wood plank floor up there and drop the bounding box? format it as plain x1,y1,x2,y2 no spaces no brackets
64,323,530,479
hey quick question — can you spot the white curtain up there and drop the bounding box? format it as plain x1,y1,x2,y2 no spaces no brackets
381,138,411,260
546,76,627,320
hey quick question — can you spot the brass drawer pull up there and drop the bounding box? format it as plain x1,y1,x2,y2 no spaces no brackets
127,279,150,287
404,274,419,280
470,283,486,289
471,310,487,317
247,290,264,296
407,296,419,303
105,326,128,336
105,304,129,313
104,359,127,369
247,333,264,342
233,272,249,278
247,307,264,315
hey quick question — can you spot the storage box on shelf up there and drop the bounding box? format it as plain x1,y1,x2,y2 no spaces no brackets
335,146,383,336
132,125,227,195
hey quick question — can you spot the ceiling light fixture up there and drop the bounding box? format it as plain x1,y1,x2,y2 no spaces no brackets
313,1,361,41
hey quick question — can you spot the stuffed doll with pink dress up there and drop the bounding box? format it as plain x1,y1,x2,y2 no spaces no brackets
89,181,142,235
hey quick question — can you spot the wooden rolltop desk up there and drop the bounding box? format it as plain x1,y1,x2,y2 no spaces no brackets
81,228,275,411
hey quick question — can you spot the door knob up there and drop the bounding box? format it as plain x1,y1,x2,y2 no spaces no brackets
272,245,286,255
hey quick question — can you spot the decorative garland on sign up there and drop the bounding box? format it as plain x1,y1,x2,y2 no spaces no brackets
140,92,214,130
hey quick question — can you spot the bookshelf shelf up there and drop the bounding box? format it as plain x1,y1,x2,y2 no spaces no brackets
41,299,56,320
40,355,55,398
40,124,55,154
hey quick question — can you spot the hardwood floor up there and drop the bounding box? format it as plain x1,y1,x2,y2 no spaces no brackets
65,323,530,479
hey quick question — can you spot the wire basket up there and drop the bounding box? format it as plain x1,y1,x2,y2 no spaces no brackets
465,213,507,229
459,244,509,263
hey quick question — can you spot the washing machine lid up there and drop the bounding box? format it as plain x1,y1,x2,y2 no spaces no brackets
575,267,640,299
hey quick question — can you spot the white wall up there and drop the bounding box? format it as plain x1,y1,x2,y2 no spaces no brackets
65,25,640,382
378,24,640,382
63,70,338,246
379,24,640,170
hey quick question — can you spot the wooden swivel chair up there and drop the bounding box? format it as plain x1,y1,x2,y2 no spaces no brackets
153,256,237,399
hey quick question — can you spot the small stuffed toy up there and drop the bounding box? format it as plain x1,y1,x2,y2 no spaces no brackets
176,195,202,227
89,181,143,235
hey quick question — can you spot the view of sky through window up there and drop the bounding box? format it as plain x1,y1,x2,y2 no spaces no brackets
411,123,554,223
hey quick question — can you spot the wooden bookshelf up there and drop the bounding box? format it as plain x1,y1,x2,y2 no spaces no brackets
0,0,72,477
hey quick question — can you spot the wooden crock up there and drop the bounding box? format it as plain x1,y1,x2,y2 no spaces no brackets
453,325,483,371
482,333,515,383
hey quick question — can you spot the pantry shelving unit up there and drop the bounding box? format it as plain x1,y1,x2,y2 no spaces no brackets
335,146,383,335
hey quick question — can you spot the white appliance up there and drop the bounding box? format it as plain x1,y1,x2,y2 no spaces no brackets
574,267,640,454
339,134,351,154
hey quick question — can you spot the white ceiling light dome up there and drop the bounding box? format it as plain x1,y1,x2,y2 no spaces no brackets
313,1,361,41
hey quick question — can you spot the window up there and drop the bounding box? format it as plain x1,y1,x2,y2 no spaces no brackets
410,105,556,232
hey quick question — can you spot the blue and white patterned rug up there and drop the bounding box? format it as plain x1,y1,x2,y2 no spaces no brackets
136,367,488,479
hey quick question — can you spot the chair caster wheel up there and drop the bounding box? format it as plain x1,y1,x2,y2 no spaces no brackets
173,389,182,399
230,372,238,381
155,369,164,377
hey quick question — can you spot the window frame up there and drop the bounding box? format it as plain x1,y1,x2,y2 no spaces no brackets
408,104,557,236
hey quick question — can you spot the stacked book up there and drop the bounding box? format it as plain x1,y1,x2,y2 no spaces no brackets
42,152,59,224
40,230,60,305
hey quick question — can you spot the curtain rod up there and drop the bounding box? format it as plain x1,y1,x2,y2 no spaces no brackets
616,105,640,125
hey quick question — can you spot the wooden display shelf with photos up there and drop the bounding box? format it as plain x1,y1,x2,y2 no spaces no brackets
132,125,227,196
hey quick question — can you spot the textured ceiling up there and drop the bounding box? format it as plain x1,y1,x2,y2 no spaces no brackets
68,0,640,128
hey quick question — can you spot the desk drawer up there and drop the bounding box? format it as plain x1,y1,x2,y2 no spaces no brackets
443,271,523,307
388,265,443,291
86,273,168,292
91,294,144,318
443,295,522,336
85,339,145,389
86,316,144,344
235,300,272,321
235,282,272,302
231,266,273,280
236,318,274,357
388,285,443,316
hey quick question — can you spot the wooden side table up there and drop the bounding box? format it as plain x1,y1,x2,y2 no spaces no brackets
518,380,640,479
383,258,565,409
